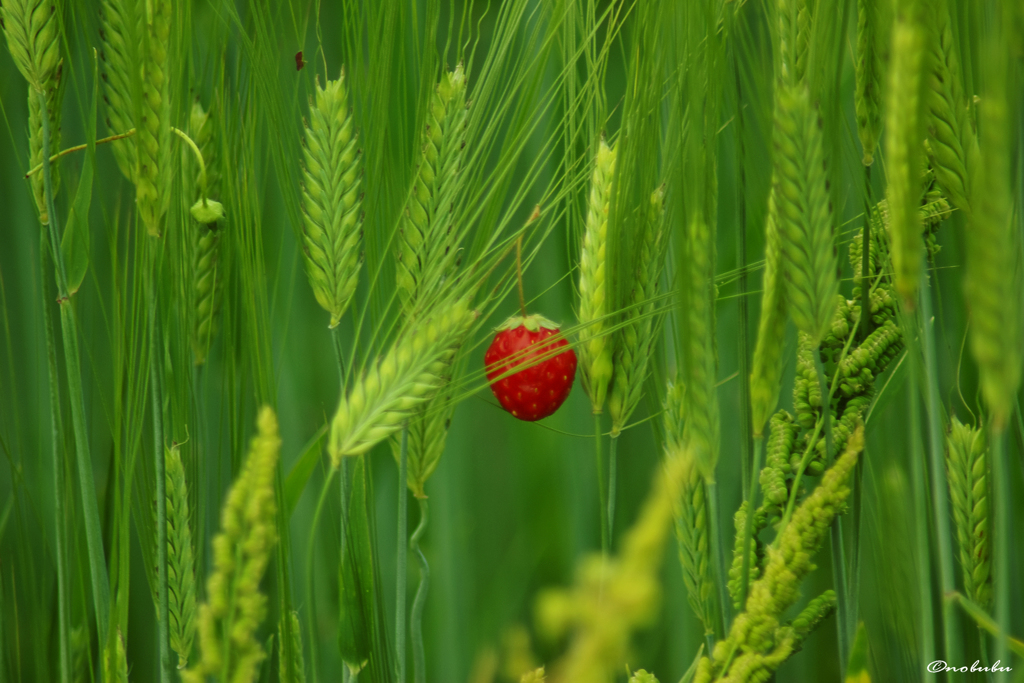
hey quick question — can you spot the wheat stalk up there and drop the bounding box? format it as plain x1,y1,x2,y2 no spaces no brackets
164,444,196,668
184,407,281,683
300,70,363,329
396,64,469,316
946,417,991,608
608,186,666,436
773,83,837,344
577,138,617,414
328,298,476,464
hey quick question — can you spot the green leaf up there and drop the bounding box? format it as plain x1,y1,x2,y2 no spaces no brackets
284,423,328,518
61,51,99,296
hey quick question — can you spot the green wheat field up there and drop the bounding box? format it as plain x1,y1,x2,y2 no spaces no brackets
1,0,1022,681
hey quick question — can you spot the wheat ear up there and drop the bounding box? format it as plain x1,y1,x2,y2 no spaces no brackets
164,445,196,668
2,0,64,224
329,298,476,464
964,69,1022,426
279,610,307,683
300,70,363,329
103,629,130,683
946,417,991,608
684,215,720,478
577,138,617,414
750,190,788,436
135,0,171,236
189,101,223,365
925,0,977,218
98,0,138,182
885,8,928,306
184,407,281,683
773,83,837,344
396,64,469,316
854,0,886,165
608,186,666,436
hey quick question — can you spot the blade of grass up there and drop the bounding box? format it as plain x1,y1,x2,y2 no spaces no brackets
396,425,409,683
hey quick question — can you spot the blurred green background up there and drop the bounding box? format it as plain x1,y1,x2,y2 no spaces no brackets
2,1,1023,682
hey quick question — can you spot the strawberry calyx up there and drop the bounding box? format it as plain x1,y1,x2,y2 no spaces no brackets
494,313,560,333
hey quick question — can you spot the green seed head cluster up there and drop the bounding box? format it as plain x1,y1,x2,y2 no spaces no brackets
537,449,689,683
163,445,196,669
750,192,788,436
837,320,901,397
2,0,64,224
760,411,799,514
727,499,767,611
185,407,281,683
773,83,837,345
945,417,991,608
925,1,978,218
300,72,363,329
792,332,823,431
136,0,171,236
791,589,837,640
328,298,476,464
695,429,862,683
629,670,659,683
884,12,928,306
609,186,666,436
577,138,617,414
190,101,223,366
99,0,138,183
396,64,469,316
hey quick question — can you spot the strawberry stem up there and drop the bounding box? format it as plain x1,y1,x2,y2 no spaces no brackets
516,234,527,317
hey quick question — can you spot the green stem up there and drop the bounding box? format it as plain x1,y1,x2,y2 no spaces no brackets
607,435,618,548
920,273,964,681
860,164,873,341
340,457,351,683
410,499,430,683
396,426,409,683
41,230,70,683
38,89,110,646
594,413,608,554
332,326,347,386
305,467,338,683
147,242,172,683
992,426,1010,682
739,436,764,609
907,360,936,667
705,479,731,636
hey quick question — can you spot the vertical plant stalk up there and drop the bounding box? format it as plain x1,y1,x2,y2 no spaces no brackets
409,499,430,683
608,436,618,548
396,426,409,683
41,229,70,683
907,345,936,669
38,89,111,645
148,240,172,683
919,277,965,676
705,479,730,636
594,414,608,554
305,467,338,683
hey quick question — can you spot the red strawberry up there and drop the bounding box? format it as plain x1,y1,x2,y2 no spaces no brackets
485,314,577,421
